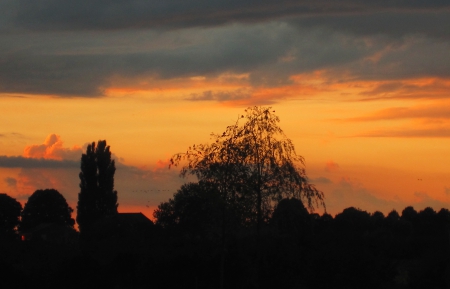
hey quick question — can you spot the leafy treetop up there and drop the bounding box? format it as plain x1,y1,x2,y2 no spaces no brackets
20,189,75,231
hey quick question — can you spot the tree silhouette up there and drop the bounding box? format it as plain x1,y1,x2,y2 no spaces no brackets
386,209,400,224
418,207,436,222
20,189,74,231
334,207,371,234
371,211,385,228
154,181,225,238
271,197,310,236
77,140,118,235
170,106,325,234
0,193,22,238
401,206,418,223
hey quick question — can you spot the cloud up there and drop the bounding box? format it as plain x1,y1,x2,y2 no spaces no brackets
340,101,450,138
0,134,84,168
356,127,450,138
0,134,187,221
6,160,183,208
5,155,184,214
291,11,450,40
2,1,449,32
23,134,83,161
294,172,450,216
0,2,449,101
114,162,184,205
344,36,450,81
0,132,25,138
326,177,394,215
4,177,17,187
187,89,252,102
325,160,339,172
0,23,380,96
346,104,450,122
17,168,78,201
357,79,450,101
309,176,332,184
413,191,450,211
0,156,79,168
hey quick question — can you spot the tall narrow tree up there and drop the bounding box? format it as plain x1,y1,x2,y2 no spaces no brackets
77,140,118,235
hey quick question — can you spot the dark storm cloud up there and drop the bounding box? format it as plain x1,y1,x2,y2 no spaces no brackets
291,11,450,39
0,1,449,97
0,156,79,168
2,22,449,96
0,24,293,95
2,0,449,32
0,24,379,96
0,53,111,96
0,45,264,96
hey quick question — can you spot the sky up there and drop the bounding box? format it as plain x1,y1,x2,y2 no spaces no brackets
1,0,450,221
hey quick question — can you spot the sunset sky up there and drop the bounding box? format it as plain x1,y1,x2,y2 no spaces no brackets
1,1,450,221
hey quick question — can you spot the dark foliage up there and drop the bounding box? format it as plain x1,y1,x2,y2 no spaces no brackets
0,193,22,238
3,204,450,288
401,206,418,223
154,181,225,238
19,189,74,231
271,197,310,236
335,207,371,233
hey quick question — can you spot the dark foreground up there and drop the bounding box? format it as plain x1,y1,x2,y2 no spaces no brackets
1,207,450,289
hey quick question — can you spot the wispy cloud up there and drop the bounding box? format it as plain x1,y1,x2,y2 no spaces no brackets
357,79,450,101
325,176,450,216
345,105,450,122
187,89,252,102
4,176,17,187
309,176,332,185
356,127,450,138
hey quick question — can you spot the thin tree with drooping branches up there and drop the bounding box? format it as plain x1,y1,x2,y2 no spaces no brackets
170,106,325,234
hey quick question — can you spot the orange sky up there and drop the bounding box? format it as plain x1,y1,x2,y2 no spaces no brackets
1,75,449,219
1,2,450,221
